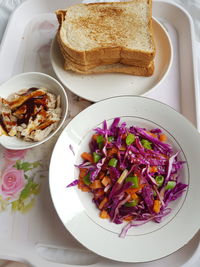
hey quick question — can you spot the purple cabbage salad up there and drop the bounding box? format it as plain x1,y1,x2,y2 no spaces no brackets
68,118,188,238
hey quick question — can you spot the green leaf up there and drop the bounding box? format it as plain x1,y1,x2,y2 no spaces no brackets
126,133,135,145
141,139,152,150
20,199,35,213
83,174,91,185
125,199,138,207
20,181,34,200
32,161,41,168
13,160,41,172
107,136,114,142
21,162,33,171
12,200,20,211
97,135,104,144
32,184,40,195
12,197,37,213
20,181,40,200
13,160,21,170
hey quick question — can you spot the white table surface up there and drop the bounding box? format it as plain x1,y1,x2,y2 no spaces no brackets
0,0,199,266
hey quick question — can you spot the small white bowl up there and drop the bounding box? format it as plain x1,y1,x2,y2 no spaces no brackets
0,72,68,150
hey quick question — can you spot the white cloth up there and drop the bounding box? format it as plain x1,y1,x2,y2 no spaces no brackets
0,1,199,267
0,0,25,42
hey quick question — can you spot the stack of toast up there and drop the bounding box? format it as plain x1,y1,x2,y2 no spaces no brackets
56,0,156,76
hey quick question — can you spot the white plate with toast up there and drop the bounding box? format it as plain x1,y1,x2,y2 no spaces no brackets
51,18,172,102
49,96,200,262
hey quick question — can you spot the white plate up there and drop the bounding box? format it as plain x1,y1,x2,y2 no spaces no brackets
50,18,173,102
49,96,200,263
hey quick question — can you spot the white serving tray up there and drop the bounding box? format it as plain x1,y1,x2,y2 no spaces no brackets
0,0,199,266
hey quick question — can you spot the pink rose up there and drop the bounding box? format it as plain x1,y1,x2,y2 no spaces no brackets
4,149,27,161
0,167,26,200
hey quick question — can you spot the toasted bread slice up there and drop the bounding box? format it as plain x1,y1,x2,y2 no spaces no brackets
64,61,154,76
57,32,152,70
56,0,155,66
63,52,154,72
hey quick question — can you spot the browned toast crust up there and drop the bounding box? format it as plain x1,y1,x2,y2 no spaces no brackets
64,59,155,77
57,32,153,71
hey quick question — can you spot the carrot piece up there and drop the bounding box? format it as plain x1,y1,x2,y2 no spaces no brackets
126,188,135,195
124,215,133,221
79,168,88,179
126,184,145,195
160,153,169,159
101,176,111,187
90,180,102,189
129,193,138,200
160,134,167,142
94,189,104,199
78,180,90,192
99,197,108,210
153,200,161,213
107,147,118,156
99,210,109,219
81,187,91,192
146,131,157,138
121,133,127,140
149,166,158,173
119,145,126,151
92,134,98,141
81,152,93,163
78,180,85,188
98,171,105,180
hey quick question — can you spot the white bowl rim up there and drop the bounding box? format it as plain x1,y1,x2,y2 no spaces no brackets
0,71,68,150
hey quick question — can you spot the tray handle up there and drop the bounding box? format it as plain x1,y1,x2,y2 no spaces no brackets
0,241,102,267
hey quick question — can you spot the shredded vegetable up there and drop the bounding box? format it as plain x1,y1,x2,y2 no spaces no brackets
68,118,188,237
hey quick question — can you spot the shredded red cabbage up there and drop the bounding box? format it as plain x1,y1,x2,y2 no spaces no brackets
66,179,79,188
68,118,187,237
